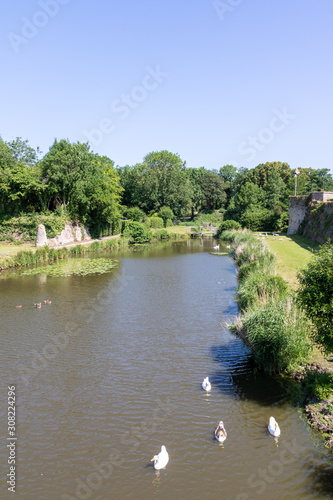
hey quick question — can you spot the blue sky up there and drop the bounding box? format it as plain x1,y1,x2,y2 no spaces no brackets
1,0,332,173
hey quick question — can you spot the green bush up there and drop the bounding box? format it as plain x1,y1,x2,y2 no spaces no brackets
238,272,288,311
126,206,145,222
158,206,174,226
303,370,333,400
217,220,241,236
297,241,333,353
123,221,151,243
241,208,272,231
230,298,312,374
146,217,164,228
156,229,170,239
165,218,173,228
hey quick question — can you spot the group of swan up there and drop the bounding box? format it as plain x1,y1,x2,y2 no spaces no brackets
202,376,227,442
15,300,52,309
150,379,280,470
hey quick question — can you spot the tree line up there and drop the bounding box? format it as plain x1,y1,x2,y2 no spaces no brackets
1,136,333,232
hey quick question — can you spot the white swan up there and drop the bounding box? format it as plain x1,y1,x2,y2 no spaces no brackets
213,244,220,250
268,417,280,437
215,421,227,442
202,377,211,392
151,445,169,470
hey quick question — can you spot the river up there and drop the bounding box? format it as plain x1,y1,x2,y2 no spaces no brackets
0,239,332,499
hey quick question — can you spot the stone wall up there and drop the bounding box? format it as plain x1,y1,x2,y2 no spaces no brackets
35,221,91,247
287,195,310,235
288,193,333,243
311,191,333,203
301,202,333,244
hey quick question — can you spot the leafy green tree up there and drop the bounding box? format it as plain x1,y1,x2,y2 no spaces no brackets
41,139,123,230
88,155,123,231
187,167,205,217
6,137,40,167
123,151,193,216
219,164,238,184
297,241,333,353
199,170,227,210
235,181,265,212
0,137,43,212
307,169,333,192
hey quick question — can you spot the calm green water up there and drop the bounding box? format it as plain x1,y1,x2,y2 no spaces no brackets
0,239,332,499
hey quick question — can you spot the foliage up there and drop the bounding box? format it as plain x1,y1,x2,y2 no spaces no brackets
217,220,241,236
126,206,145,222
297,241,333,353
158,206,174,226
237,272,288,311
0,211,68,241
122,221,151,243
198,170,227,210
145,217,164,228
241,208,273,231
117,151,192,216
192,211,224,226
230,298,312,374
155,229,170,240
302,370,333,400
40,140,123,230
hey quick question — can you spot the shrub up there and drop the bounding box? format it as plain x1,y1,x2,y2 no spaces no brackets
303,370,333,400
230,298,312,374
146,217,164,228
165,218,173,228
297,241,333,353
241,208,272,231
158,206,174,226
217,220,241,236
123,221,151,243
156,229,170,240
237,272,288,311
126,206,145,222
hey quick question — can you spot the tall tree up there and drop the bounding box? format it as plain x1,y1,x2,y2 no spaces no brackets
199,170,227,210
123,151,193,216
41,139,122,228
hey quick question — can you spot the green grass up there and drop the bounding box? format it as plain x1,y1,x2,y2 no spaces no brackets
262,233,319,288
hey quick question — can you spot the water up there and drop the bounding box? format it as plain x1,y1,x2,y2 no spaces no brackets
0,239,332,499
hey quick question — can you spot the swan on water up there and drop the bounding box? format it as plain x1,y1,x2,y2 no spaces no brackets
151,445,169,470
213,244,220,250
214,421,227,442
268,416,280,437
202,377,211,392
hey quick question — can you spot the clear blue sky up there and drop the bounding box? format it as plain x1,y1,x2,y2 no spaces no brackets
1,0,332,173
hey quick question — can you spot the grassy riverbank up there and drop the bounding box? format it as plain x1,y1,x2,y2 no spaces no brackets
259,233,319,288
222,229,333,447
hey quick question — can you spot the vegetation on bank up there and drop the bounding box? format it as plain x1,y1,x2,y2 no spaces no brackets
0,237,126,270
224,230,312,374
2,136,333,242
223,229,333,446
